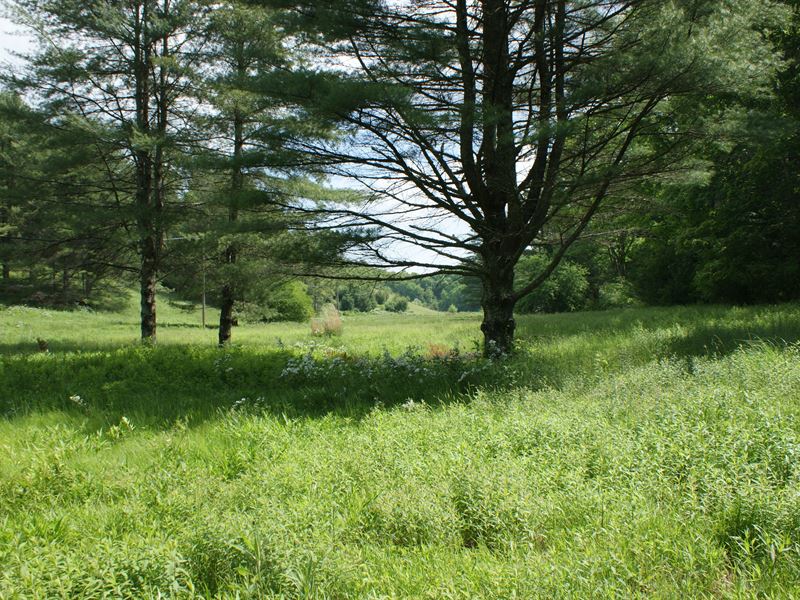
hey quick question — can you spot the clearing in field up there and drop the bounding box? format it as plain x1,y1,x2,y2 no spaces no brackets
2,301,800,597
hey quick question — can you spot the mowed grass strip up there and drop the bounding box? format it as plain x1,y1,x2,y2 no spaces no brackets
1,302,800,597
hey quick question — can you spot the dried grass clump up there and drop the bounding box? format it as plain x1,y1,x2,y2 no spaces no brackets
311,304,342,337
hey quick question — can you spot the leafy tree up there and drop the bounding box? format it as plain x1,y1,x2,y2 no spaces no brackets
336,281,377,312
628,0,800,305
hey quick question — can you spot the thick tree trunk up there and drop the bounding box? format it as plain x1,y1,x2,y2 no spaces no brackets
480,264,516,356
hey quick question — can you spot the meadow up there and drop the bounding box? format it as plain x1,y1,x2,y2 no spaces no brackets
2,298,800,597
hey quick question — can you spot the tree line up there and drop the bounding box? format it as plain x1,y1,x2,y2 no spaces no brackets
0,0,797,354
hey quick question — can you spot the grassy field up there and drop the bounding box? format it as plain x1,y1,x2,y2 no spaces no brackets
2,298,800,597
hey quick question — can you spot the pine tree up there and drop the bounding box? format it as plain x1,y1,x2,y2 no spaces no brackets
273,0,786,354
8,0,201,340
183,0,356,344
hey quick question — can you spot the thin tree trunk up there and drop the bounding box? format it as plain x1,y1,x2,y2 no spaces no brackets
135,0,157,342
140,234,158,340
1,188,11,281
61,267,69,305
218,282,235,345
219,81,245,345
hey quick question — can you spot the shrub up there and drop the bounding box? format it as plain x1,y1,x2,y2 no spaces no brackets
516,255,590,313
425,343,451,359
386,298,408,313
595,278,641,309
236,281,313,323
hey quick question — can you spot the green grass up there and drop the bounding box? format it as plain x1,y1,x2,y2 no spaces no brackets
2,299,800,597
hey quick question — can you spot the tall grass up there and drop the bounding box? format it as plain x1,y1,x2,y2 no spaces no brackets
1,301,800,597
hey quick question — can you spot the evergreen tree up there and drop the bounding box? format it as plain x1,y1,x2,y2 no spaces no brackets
0,93,135,306
8,0,202,340
275,0,785,354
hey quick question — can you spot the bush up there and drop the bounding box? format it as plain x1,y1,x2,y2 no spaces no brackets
268,281,314,322
516,255,590,313
386,298,408,313
374,289,388,305
595,278,641,309
236,281,313,323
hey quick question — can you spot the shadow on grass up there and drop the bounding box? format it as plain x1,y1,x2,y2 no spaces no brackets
0,345,492,430
0,323,223,356
2,303,799,430
510,304,800,389
518,303,800,344
665,321,800,358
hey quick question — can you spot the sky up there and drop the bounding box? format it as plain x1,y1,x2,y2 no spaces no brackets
0,16,32,63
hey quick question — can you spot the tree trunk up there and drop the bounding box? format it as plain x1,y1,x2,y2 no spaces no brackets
61,268,69,305
2,262,8,281
480,264,516,356
219,99,244,346
218,281,235,345
134,0,156,342
140,235,158,341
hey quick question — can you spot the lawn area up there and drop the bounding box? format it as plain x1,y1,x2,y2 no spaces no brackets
2,300,800,597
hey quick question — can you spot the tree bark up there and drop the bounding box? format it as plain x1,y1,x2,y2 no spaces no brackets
61,268,69,305
218,84,244,345
135,0,157,342
480,261,516,356
1,185,11,281
218,280,235,345
140,234,158,341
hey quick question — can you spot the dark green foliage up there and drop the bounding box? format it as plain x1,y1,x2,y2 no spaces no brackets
385,280,434,306
336,281,377,312
516,255,590,314
620,0,800,306
628,151,800,306
386,297,408,312
236,280,314,323
0,94,137,309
